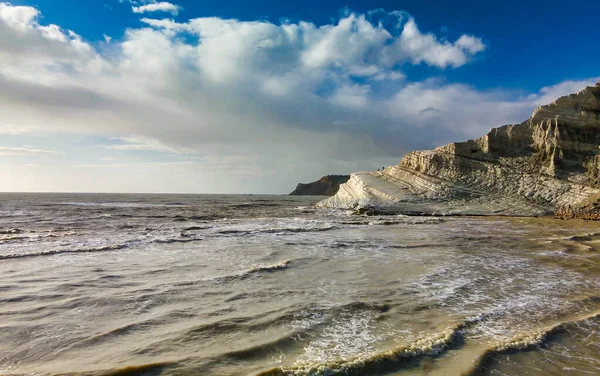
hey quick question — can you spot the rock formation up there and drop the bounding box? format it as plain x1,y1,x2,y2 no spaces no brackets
319,82,600,216
290,175,350,196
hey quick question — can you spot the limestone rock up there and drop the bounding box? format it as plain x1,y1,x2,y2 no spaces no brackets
290,175,350,196
318,82,600,216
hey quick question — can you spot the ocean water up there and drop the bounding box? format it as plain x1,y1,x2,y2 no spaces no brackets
1,193,599,376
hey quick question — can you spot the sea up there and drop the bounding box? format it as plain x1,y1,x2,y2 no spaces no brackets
1,193,599,376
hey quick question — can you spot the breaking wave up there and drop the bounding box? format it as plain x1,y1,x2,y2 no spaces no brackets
257,322,467,375
247,260,292,273
258,309,600,376
465,310,600,376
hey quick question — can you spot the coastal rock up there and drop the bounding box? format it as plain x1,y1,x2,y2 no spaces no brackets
290,175,350,196
318,82,600,216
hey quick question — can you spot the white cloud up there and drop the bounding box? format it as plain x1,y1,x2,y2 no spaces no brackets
385,18,486,68
376,77,600,147
132,2,180,15
106,136,195,154
0,2,38,30
455,35,486,54
330,84,371,109
527,79,600,106
0,123,42,135
0,2,596,193
373,71,405,81
138,11,485,85
0,2,104,84
0,146,64,156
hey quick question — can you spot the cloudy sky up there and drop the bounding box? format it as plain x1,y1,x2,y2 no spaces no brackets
1,0,599,193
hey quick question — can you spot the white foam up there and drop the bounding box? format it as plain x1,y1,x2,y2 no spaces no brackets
408,249,600,342
293,310,382,365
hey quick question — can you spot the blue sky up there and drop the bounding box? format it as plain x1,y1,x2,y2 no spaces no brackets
13,0,600,91
0,0,598,193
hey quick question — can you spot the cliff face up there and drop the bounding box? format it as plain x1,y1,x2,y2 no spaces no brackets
319,82,600,216
290,175,350,196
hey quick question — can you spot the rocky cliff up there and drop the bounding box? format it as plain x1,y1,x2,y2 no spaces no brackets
319,82,600,216
290,175,350,196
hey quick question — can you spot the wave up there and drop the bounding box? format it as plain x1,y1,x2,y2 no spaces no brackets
165,302,401,371
152,236,203,244
335,217,444,226
464,310,600,376
215,225,336,237
247,260,291,273
0,361,175,376
59,322,150,351
54,201,188,209
0,228,23,235
0,235,30,243
148,300,391,356
231,203,281,209
183,225,212,231
172,259,296,288
77,361,176,376
1,229,82,243
187,215,224,221
261,226,336,234
211,260,294,283
257,308,600,376
368,218,444,226
566,232,600,242
257,322,467,376
0,244,128,260
0,229,211,260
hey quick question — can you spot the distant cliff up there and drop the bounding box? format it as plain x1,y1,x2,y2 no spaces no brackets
319,82,600,216
290,175,350,196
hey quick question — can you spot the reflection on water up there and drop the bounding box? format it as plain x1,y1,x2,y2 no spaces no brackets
0,194,599,376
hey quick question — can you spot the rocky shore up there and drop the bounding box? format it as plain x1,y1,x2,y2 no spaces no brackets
318,82,600,217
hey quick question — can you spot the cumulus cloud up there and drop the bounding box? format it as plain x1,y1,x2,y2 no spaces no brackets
0,2,104,83
384,18,487,68
0,2,38,30
139,11,486,83
132,2,180,15
0,2,596,192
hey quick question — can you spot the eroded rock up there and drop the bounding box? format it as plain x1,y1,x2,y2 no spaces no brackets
318,82,600,216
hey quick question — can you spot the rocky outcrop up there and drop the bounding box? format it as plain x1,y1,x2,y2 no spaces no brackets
318,82,600,216
290,175,350,196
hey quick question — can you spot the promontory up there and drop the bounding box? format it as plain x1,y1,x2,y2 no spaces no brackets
290,175,350,196
318,82,600,216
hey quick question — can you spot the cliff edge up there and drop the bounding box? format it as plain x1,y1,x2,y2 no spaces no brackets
290,175,350,196
318,82,600,216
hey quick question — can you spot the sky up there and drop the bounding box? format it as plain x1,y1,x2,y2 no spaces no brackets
0,0,599,193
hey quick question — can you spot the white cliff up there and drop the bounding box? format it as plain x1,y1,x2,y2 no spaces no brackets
318,82,600,216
